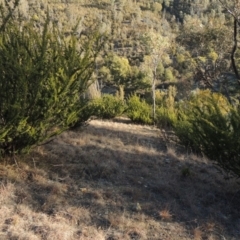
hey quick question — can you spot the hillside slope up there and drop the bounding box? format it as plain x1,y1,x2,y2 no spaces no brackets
0,119,239,239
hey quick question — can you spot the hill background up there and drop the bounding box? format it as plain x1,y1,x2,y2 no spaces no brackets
14,0,237,100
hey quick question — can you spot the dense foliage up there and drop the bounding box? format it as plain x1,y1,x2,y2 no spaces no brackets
174,90,240,177
87,94,125,119
126,95,153,124
0,3,103,155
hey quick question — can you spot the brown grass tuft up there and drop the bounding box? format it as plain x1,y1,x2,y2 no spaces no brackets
159,208,173,221
193,227,203,240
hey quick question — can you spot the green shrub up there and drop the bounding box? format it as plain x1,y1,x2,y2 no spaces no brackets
88,94,126,119
126,95,153,124
164,67,175,82
156,107,178,128
155,86,178,128
70,100,94,129
174,90,240,177
0,9,103,155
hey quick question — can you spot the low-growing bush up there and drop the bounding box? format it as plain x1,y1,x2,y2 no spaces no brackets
155,86,178,128
0,7,104,155
126,95,153,124
156,107,178,128
88,94,126,119
174,90,240,177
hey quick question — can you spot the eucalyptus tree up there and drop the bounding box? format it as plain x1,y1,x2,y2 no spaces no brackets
219,0,240,85
105,53,151,98
141,30,171,122
176,13,235,101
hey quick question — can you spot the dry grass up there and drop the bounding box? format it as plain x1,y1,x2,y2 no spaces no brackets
0,118,239,239
193,227,202,240
159,208,173,221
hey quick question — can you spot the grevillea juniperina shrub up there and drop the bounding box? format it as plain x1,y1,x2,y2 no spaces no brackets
0,4,104,155
87,94,126,119
174,90,240,177
126,94,153,125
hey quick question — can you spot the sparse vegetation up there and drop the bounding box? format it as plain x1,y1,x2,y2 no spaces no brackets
0,119,239,239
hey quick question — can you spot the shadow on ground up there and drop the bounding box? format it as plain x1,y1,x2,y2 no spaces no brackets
4,120,240,239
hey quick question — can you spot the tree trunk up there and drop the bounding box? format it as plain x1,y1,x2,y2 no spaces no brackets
231,18,240,85
152,67,156,124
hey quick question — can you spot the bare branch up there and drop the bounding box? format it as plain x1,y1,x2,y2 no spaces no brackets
231,19,240,85
218,0,240,85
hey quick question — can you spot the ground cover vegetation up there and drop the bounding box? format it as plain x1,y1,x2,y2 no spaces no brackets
0,0,240,239
1,119,240,239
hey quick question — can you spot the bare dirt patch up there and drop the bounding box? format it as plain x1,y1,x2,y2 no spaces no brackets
0,119,239,239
